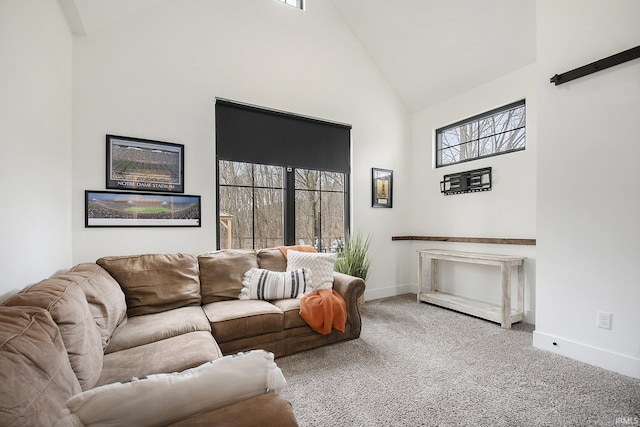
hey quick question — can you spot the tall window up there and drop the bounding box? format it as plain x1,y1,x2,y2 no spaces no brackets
215,98,351,252
218,162,347,251
436,100,525,167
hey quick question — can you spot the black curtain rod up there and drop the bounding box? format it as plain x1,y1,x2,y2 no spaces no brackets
550,45,640,86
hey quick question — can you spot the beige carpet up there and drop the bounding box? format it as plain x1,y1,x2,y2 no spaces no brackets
278,294,640,426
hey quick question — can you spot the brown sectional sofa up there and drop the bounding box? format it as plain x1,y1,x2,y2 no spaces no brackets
0,248,366,426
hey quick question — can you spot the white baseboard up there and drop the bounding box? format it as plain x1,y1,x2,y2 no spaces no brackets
364,283,415,301
533,331,640,379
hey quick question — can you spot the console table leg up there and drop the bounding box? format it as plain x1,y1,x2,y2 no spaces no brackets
517,264,524,315
430,259,438,292
417,254,423,302
500,263,512,329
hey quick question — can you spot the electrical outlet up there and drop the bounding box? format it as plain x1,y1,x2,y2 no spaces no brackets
597,311,612,330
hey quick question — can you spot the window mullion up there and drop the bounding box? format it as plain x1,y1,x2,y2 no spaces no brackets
284,167,296,246
251,164,256,250
475,118,480,158
317,173,323,252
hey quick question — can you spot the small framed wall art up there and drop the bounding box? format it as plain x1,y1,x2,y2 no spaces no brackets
372,168,393,208
85,190,201,227
106,135,184,193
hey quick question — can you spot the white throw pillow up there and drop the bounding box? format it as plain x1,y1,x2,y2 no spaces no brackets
55,350,286,427
286,250,336,291
240,268,311,300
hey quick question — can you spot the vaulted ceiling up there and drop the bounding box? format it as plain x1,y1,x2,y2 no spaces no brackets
331,0,536,112
58,0,537,113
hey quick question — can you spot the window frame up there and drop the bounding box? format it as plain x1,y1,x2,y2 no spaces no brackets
435,99,526,168
216,161,349,251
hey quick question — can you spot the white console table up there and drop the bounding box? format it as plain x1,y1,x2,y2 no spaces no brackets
417,249,526,329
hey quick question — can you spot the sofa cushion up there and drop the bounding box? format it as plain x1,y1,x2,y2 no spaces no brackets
97,331,223,386
257,247,288,272
105,306,211,353
97,253,201,317
0,306,81,426
65,263,127,350
286,250,337,291
59,350,286,427
240,268,311,300
3,278,103,391
198,250,258,304
271,298,308,329
203,300,283,343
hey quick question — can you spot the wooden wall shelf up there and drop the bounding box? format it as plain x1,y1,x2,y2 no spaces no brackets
392,236,536,246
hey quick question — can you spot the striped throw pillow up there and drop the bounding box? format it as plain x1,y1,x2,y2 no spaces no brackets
239,268,311,300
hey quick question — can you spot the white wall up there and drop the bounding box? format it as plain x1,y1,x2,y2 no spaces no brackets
407,64,537,323
534,0,640,378
71,0,411,301
0,0,73,298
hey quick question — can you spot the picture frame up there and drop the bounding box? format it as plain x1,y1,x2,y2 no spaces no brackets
106,135,184,193
85,190,201,227
372,168,393,208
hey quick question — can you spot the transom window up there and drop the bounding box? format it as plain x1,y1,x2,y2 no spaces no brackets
278,0,304,10
436,100,526,167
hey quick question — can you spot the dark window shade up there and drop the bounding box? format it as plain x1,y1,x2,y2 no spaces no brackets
216,99,351,173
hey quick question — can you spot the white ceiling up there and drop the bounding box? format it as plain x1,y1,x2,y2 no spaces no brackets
331,0,537,112
58,0,537,113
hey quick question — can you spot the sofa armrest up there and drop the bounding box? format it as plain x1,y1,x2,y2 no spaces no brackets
332,272,366,338
167,393,298,427
55,393,297,427
54,350,287,427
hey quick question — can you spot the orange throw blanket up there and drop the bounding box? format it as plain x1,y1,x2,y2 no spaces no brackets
277,245,317,259
299,290,347,335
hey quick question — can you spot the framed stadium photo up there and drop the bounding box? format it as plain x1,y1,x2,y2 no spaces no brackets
85,190,201,227
106,135,184,193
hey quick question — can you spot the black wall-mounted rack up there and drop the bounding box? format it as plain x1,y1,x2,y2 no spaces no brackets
440,167,492,196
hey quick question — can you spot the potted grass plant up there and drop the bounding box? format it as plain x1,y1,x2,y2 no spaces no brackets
334,231,371,311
